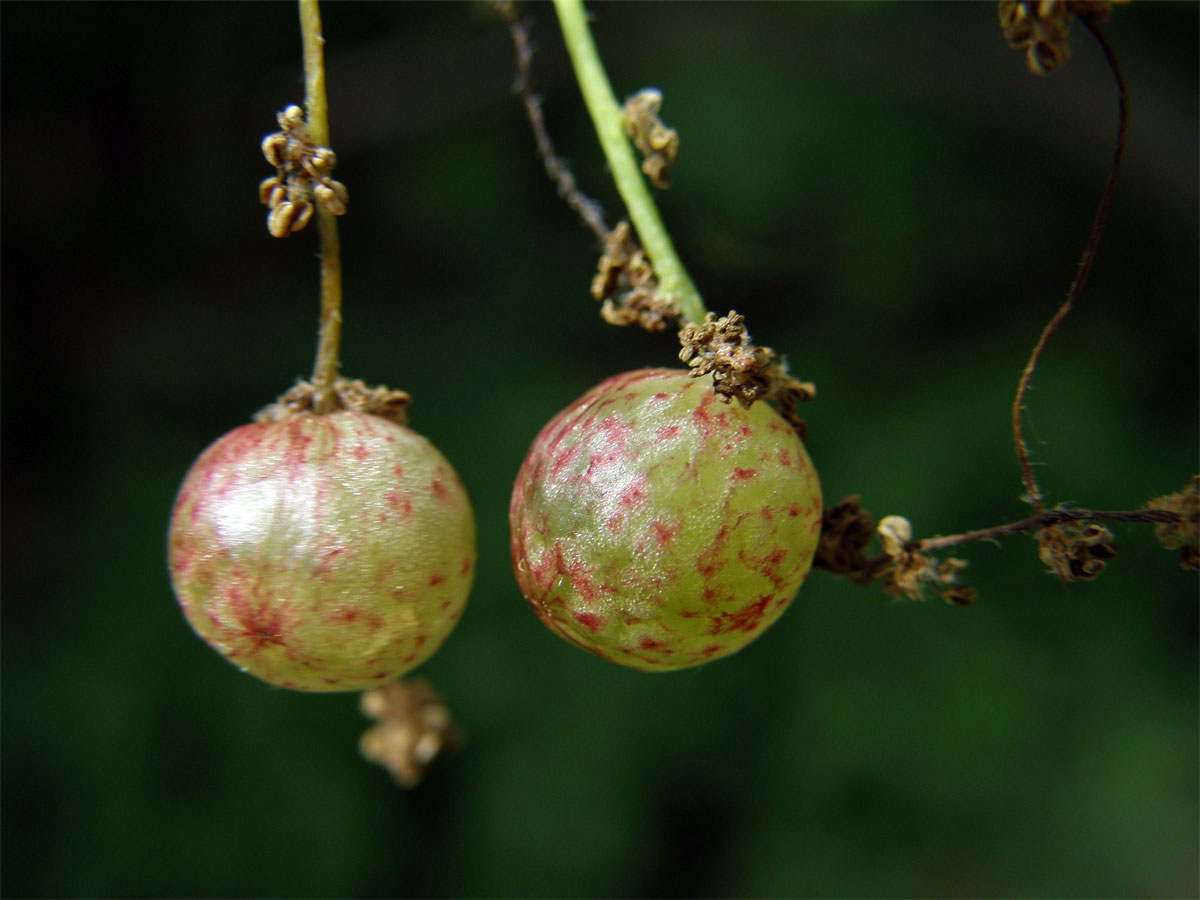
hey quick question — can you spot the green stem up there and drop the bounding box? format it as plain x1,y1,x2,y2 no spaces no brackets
552,0,706,325
299,0,342,412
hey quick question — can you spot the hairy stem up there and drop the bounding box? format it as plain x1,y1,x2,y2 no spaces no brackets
299,0,343,413
552,0,705,324
1012,17,1127,512
914,508,1173,554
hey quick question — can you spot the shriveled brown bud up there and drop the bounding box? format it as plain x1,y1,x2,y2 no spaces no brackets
314,181,348,216
312,147,338,172
290,199,313,232
261,133,287,169
267,200,312,238
277,104,306,133
258,176,281,205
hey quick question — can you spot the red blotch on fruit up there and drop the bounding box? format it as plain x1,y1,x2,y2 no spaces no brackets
573,611,605,633
649,518,678,549
619,477,648,509
429,572,445,586
696,526,729,577
639,636,671,652
656,424,679,440
386,490,413,521
732,467,757,482
430,474,449,501
313,545,347,577
710,594,772,635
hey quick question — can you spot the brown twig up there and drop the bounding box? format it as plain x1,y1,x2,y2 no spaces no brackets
914,508,1176,554
1012,15,1127,513
498,2,610,243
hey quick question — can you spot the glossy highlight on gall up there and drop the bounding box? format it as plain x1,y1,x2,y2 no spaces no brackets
509,368,821,671
168,410,475,691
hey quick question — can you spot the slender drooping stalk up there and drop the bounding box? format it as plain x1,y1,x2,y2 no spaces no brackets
552,0,706,325
299,0,343,413
1011,17,1127,512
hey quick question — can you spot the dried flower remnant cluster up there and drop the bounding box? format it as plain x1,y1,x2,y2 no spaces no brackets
622,89,679,189
813,496,888,584
998,0,1118,75
360,680,459,788
591,221,679,331
1147,476,1200,571
260,104,349,237
254,377,412,425
813,499,977,606
678,312,815,436
1036,521,1117,581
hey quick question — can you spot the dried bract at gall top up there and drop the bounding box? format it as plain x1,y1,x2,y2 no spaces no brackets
509,368,822,672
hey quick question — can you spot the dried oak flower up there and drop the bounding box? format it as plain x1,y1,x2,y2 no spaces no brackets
622,89,679,189
359,680,459,788
259,104,348,237
1037,520,1118,581
255,378,412,426
678,311,776,408
591,221,679,331
877,516,974,603
1146,476,1200,571
813,495,885,583
998,0,1117,76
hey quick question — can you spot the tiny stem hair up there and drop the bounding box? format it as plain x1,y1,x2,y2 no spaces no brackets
299,0,343,413
552,0,706,325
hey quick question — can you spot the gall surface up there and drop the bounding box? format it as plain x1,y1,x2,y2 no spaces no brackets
509,368,821,671
168,410,475,691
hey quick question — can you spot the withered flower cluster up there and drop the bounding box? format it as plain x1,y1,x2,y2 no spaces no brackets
622,89,679,189
259,104,348,238
1037,521,1117,581
591,222,679,331
255,377,412,426
998,0,1117,75
813,497,977,605
359,680,458,789
1147,476,1200,571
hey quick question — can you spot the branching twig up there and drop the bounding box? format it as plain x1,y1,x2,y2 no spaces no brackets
914,508,1177,553
497,2,610,243
1012,15,1127,512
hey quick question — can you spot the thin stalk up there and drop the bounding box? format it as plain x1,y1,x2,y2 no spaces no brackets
915,508,1178,554
552,0,706,324
1012,17,1127,512
299,0,343,413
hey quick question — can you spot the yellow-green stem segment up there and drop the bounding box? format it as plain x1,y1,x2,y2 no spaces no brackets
552,0,706,325
299,0,343,412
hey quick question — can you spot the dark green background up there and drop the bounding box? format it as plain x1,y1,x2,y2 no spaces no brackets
2,2,1196,897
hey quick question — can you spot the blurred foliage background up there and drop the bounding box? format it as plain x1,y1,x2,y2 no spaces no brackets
2,2,1196,897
